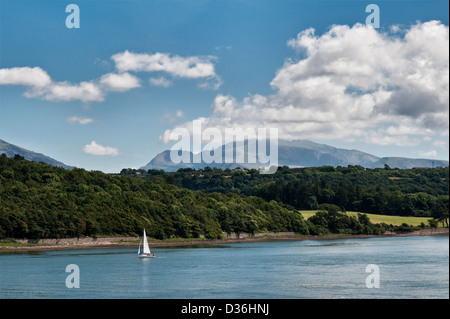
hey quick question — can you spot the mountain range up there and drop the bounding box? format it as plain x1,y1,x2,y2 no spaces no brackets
141,139,449,171
1,138,448,172
0,139,73,169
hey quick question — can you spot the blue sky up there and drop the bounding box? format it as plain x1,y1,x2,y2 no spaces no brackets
0,0,448,172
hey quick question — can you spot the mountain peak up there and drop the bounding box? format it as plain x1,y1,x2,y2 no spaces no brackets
141,139,448,171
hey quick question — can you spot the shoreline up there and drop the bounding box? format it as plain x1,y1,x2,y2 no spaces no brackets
1,228,448,252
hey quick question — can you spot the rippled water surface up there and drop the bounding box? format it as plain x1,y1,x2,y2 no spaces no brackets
0,236,448,299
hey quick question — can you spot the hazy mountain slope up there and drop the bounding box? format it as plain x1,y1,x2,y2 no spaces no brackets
371,157,449,169
141,139,448,171
0,139,74,169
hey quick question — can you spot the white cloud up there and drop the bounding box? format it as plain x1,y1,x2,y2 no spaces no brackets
83,141,119,156
40,81,104,102
112,50,221,89
0,67,105,102
99,72,140,92
67,116,94,125
149,76,173,88
1,70,137,103
162,21,449,149
112,50,217,78
0,50,221,104
0,67,51,87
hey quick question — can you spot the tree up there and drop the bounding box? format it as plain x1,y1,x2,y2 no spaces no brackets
428,219,439,229
431,196,449,227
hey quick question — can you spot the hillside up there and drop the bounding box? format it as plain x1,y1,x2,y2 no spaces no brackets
1,156,446,240
123,164,449,221
0,154,309,239
0,139,73,169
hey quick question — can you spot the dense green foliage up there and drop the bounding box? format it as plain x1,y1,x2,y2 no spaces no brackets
0,155,310,239
306,207,388,235
1,155,446,240
122,165,449,221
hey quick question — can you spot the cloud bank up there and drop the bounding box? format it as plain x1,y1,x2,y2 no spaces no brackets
0,51,221,103
162,21,449,151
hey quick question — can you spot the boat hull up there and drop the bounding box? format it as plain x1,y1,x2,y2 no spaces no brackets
138,253,155,258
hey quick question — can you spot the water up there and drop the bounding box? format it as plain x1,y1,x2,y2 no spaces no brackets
0,236,448,299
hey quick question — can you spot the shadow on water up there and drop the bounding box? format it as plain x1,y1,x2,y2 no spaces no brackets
0,250,45,256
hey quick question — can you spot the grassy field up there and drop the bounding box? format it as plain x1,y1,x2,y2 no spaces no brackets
300,210,431,226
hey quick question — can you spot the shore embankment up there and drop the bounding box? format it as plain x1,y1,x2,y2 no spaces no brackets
0,228,448,252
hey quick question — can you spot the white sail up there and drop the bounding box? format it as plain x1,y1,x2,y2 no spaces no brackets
137,239,142,255
142,229,151,254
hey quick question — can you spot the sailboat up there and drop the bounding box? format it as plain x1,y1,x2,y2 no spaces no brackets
137,229,155,258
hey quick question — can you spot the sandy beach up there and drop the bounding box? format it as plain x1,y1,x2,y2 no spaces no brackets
0,228,448,252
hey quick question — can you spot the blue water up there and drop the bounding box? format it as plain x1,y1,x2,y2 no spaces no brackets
0,236,448,299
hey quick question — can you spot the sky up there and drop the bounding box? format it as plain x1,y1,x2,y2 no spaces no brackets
0,0,448,173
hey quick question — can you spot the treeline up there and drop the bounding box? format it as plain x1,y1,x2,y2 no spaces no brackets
0,155,312,239
1,156,445,240
121,165,449,222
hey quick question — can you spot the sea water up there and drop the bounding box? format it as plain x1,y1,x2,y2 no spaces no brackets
0,236,448,299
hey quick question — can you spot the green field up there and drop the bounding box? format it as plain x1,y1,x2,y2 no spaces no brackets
300,210,431,226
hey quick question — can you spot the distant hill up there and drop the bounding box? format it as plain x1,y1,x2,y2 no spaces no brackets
0,139,74,169
371,157,449,169
141,139,448,171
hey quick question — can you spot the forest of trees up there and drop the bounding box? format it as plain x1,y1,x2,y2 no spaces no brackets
122,165,449,221
0,155,447,240
0,155,309,239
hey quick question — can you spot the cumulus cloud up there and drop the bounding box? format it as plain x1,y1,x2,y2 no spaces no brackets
83,141,119,156
112,50,221,89
18,73,141,102
0,67,52,87
0,51,219,104
99,72,141,92
29,81,105,102
0,66,105,102
162,21,449,150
